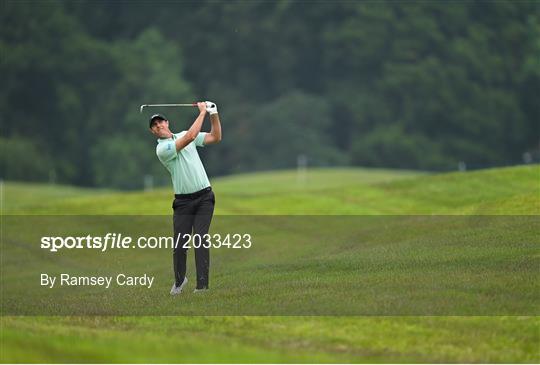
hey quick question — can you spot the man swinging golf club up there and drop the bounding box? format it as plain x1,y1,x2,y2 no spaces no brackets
148,101,221,295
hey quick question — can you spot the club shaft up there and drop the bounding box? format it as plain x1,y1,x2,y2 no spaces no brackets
140,103,198,113
143,103,196,107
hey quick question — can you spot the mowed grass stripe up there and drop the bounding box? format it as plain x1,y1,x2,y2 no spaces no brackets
2,316,539,363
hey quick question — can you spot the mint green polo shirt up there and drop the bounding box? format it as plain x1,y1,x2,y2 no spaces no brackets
156,132,211,194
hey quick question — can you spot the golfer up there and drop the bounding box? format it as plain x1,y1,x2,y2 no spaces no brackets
149,101,221,295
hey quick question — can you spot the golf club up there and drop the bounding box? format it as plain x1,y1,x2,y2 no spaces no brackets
140,103,197,113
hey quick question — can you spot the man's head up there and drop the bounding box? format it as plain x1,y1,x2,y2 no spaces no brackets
149,114,172,139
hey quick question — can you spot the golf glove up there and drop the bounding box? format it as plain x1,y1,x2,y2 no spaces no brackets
205,101,218,115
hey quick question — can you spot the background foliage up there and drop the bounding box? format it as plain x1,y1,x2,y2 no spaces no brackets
1,0,538,188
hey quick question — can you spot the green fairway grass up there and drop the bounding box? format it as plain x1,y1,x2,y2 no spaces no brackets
2,214,538,316
1,165,539,362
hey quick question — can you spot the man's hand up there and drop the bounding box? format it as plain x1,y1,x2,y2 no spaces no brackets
197,101,207,114
205,101,218,115
204,102,222,145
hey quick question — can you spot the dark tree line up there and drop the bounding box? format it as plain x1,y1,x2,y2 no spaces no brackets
1,0,538,188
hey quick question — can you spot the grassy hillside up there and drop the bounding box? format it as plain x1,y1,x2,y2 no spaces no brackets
1,165,539,363
2,165,538,214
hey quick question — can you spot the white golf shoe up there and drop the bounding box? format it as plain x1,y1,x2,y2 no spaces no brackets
170,277,188,296
193,287,209,293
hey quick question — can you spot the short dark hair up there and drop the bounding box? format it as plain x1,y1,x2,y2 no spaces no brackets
149,114,167,128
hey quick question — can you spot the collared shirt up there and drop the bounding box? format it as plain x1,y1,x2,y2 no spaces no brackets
156,132,210,194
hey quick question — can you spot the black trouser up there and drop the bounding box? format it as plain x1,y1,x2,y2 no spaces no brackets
172,187,215,289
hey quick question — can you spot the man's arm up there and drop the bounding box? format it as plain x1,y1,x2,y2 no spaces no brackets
175,102,207,152
204,113,222,145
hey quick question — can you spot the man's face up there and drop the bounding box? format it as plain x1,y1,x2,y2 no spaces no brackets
149,119,171,138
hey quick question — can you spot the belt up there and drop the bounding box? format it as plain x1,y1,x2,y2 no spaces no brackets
174,186,212,200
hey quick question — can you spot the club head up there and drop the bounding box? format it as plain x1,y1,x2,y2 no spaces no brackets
139,105,146,113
